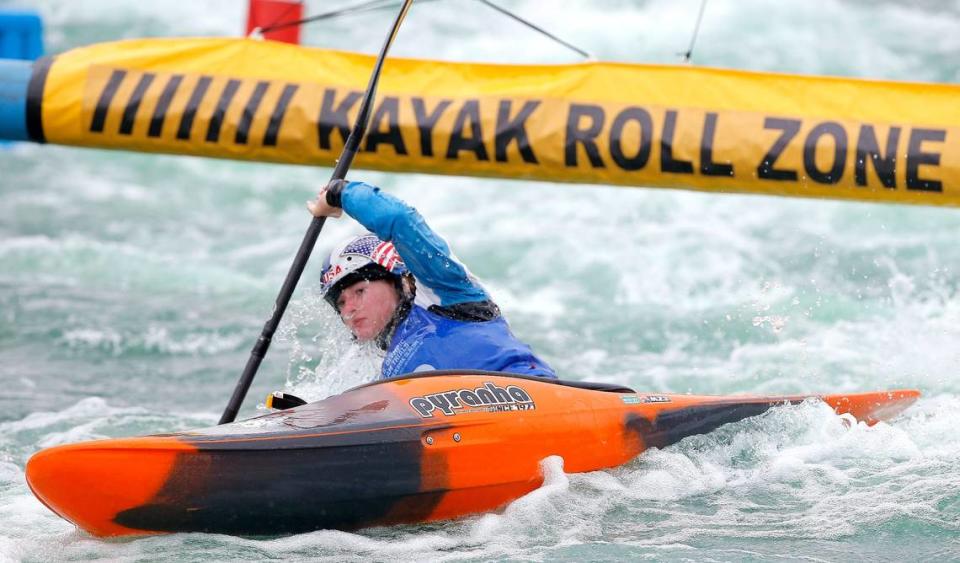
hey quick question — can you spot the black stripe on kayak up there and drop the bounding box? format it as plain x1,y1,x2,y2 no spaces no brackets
26,55,54,143
89,69,127,133
176,76,212,141
177,420,429,448
235,81,269,145
119,73,155,135
627,401,781,450
148,74,183,138
263,83,298,147
205,79,241,143
113,425,444,535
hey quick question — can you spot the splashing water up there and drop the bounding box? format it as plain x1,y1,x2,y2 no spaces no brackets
2,0,960,560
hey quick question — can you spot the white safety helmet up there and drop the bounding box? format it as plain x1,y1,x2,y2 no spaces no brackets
320,234,407,309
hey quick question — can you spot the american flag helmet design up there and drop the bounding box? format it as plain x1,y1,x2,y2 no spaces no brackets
320,234,407,297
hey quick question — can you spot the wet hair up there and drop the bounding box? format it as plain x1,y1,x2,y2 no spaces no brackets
375,274,415,350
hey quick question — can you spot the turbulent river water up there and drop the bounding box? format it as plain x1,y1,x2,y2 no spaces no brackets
2,0,959,561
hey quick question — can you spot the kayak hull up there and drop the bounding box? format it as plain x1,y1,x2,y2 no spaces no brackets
25,372,920,537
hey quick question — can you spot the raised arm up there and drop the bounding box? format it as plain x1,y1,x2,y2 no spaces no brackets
311,180,488,306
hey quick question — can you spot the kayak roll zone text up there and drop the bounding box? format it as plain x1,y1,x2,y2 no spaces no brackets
77,70,947,195
19,37,960,207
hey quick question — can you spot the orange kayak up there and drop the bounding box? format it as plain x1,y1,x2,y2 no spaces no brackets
25,371,919,537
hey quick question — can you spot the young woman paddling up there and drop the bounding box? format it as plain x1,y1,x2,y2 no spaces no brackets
308,179,555,380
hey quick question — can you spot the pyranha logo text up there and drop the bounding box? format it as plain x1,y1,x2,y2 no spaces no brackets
409,382,535,418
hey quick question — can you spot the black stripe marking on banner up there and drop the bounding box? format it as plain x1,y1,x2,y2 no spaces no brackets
235,81,269,145
90,69,127,133
119,73,155,135
263,84,298,147
177,76,212,141
206,79,241,143
25,55,55,143
148,74,183,138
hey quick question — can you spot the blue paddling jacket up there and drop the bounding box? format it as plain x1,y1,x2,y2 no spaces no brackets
332,181,556,380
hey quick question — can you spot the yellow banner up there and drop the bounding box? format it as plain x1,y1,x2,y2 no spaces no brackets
36,37,960,206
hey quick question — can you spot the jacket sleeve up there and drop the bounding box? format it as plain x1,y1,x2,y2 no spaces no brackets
339,181,489,306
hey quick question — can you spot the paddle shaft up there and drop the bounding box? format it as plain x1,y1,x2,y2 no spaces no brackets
219,0,414,425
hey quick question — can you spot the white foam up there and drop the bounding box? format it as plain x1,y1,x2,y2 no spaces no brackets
0,397,123,434
4,0,960,560
470,456,569,539
0,398,217,455
276,291,384,401
0,537,22,563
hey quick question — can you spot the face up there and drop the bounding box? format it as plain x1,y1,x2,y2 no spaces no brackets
335,279,400,341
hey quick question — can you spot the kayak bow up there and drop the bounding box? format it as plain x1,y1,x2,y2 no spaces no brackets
26,371,919,537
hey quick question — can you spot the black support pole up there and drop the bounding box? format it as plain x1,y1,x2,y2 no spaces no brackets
219,0,414,425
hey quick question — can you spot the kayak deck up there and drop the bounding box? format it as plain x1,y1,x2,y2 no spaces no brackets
26,371,920,537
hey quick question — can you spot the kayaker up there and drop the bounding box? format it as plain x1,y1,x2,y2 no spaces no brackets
307,179,556,380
